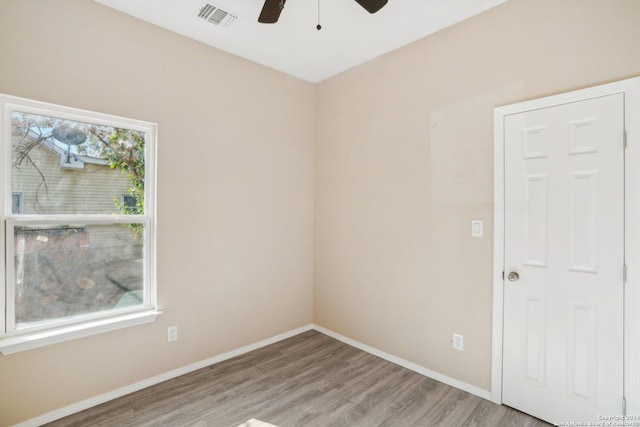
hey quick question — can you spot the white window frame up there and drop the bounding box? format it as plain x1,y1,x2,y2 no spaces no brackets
0,95,160,355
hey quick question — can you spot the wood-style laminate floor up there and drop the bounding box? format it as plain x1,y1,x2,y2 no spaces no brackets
45,330,549,427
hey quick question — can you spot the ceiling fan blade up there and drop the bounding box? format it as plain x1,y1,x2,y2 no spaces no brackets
258,0,286,23
354,0,388,14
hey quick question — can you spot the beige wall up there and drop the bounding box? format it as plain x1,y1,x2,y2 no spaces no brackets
314,0,640,392
0,1,314,425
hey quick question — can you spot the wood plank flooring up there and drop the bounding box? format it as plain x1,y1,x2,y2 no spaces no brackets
45,330,548,427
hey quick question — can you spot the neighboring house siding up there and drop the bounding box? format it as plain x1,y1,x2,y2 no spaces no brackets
13,143,132,215
12,142,141,262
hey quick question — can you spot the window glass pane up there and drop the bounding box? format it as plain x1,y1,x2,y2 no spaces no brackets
11,111,145,215
13,223,145,328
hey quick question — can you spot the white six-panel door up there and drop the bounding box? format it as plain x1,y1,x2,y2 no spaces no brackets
502,94,625,423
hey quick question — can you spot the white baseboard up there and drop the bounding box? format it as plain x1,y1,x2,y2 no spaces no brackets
15,324,314,427
18,323,492,426
312,325,493,401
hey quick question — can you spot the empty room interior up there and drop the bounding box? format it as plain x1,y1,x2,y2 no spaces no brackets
1,0,640,425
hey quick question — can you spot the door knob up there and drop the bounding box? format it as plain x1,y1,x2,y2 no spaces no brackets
507,271,519,282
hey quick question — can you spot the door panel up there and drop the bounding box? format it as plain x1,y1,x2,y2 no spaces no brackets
503,93,624,423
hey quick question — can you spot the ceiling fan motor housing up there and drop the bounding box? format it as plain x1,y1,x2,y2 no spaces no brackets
354,0,388,14
258,0,387,23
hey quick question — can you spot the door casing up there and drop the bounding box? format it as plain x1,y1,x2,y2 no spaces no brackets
492,77,640,415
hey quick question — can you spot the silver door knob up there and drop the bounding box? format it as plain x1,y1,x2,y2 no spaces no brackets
507,271,519,282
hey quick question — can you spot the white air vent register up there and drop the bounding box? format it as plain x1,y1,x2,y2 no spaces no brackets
197,2,239,28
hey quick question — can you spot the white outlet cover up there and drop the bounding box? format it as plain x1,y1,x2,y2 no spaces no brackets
452,333,464,351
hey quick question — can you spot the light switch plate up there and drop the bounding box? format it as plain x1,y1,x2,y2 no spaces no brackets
471,219,483,237
168,326,178,342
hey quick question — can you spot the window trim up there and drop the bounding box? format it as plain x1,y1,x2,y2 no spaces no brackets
0,94,160,354
0,310,160,355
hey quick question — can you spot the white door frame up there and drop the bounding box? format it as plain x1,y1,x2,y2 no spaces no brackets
492,77,640,414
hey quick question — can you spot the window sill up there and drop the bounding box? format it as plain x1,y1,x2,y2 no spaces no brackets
0,310,162,355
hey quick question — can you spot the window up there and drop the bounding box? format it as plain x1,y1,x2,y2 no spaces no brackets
0,95,159,354
121,194,140,214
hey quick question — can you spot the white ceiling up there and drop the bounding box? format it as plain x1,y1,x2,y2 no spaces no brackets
94,0,509,83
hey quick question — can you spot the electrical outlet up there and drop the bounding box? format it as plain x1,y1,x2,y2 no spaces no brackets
452,333,464,351
168,326,178,342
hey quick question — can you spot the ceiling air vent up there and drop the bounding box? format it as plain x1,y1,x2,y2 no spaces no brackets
197,3,238,28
